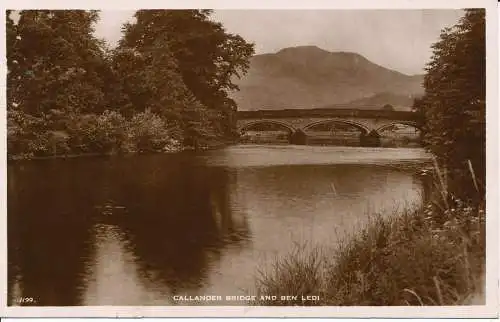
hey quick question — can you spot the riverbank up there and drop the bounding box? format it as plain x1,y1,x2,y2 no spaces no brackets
7,109,238,162
7,139,235,161
254,202,485,306
8,150,182,162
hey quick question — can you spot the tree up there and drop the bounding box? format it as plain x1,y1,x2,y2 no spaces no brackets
111,42,194,119
111,39,218,148
120,10,255,137
414,9,485,200
7,10,122,157
13,10,108,119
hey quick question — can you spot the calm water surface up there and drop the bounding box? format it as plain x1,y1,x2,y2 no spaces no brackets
8,145,431,306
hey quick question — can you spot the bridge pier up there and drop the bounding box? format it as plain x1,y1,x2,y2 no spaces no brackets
288,129,308,145
359,130,381,147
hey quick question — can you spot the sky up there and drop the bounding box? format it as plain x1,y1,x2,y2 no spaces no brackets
95,9,464,75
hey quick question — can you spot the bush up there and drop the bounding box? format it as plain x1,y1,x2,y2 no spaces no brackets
8,108,181,158
126,110,174,153
65,113,98,153
7,110,53,158
65,110,127,154
95,110,127,153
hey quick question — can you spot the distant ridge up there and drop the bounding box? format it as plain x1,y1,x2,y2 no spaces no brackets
231,46,424,111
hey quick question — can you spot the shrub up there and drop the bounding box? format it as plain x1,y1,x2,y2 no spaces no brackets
65,113,99,153
65,111,126,154
95,110,127,153
126,110,174,153
7,110,52,158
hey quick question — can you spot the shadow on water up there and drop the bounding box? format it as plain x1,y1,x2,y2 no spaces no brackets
8,160,95,306
116,156,252,298
8,154,251,306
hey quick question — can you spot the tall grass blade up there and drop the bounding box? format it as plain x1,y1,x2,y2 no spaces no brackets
432,156,449,209
467,159,479,193
463,243,471,291
433,276,444,305
403,288,424,306
330,182,338,196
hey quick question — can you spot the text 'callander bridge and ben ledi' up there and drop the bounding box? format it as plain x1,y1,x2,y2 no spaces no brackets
236,106,422,146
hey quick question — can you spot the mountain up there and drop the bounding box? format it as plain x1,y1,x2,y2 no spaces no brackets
339,92,420,111
231,46,424,111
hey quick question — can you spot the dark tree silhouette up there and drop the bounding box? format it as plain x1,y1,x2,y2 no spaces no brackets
414,9,485,201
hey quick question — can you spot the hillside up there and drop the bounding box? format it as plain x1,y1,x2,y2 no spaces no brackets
231,46,424,111
335,92,420,111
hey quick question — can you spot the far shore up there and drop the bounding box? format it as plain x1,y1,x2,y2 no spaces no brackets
6,141,236,162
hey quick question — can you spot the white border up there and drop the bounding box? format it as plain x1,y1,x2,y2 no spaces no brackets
1,0,496,10
1,0,498,319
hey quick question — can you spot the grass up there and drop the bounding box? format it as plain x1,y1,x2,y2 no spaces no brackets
254,243,328,306
254,159,486,306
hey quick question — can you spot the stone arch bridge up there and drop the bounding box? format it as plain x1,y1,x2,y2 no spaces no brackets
236,108,423,146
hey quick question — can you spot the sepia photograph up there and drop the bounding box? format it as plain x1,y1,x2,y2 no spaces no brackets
2,0,498,318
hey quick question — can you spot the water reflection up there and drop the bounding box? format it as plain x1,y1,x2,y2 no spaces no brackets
8,161,94,306
81,223,171,305
117,164,251,298
8,146,429,306
8,155,252,305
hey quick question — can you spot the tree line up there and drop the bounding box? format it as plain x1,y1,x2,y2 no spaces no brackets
6,10,255,158
415,9,485,203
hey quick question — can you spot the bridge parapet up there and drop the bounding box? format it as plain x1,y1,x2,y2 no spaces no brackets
237,108,422,122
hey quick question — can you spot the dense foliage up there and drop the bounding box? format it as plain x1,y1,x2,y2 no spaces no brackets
414,9,485,201
120,10,254,139
7,10,254,159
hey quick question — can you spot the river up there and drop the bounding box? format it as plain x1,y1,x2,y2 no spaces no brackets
7,145,431,306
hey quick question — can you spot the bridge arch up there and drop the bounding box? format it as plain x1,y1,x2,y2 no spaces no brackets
376,121,421,134
303,119,371,134
238,120,296,133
